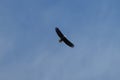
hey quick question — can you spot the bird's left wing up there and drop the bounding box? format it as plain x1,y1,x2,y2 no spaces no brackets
55,27,64,38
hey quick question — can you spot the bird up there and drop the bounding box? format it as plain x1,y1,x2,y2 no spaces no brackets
55,27,74,48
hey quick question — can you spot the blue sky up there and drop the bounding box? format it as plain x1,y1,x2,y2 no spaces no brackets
0,0,120,80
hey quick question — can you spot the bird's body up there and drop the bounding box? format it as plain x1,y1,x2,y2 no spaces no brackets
55,27,74,48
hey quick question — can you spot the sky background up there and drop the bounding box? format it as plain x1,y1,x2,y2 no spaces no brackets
0,0,120,80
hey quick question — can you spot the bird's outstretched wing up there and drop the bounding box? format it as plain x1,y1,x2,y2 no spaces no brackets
63,37,74,47
55,27,74,48
55,27,64,38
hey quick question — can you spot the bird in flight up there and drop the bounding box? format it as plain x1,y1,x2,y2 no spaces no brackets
55,27,74,48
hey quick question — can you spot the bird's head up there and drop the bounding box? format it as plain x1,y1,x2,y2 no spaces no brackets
59,39,62,43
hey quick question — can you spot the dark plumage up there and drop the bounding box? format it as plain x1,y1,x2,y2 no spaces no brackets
55,27,74,48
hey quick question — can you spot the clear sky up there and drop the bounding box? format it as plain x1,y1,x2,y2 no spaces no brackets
0,0,120,80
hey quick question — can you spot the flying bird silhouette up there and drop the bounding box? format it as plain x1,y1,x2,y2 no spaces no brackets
55,27,74,48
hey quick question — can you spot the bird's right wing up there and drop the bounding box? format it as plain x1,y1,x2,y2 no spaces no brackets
63,37,74,48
